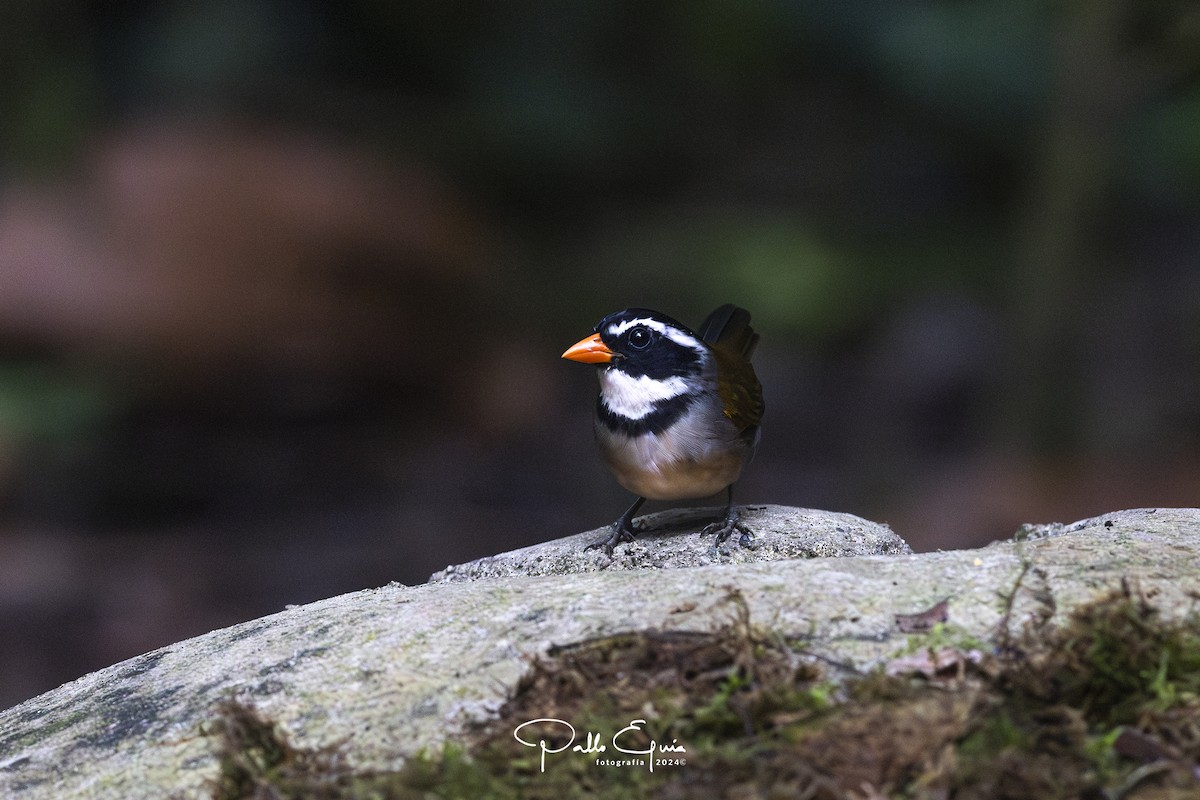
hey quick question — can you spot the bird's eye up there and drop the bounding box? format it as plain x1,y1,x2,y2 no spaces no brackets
627,326,652,350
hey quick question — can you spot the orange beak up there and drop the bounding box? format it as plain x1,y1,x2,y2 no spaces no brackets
561,333,615,364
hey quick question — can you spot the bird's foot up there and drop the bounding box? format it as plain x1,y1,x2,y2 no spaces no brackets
585,519,640,555
702,507,756,548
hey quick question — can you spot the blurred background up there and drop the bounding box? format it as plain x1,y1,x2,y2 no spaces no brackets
1,0,1198,709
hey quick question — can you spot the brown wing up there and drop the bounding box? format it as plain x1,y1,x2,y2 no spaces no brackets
713,347,764,432
699,305,763,432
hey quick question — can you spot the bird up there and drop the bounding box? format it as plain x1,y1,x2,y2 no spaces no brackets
562,304,764,553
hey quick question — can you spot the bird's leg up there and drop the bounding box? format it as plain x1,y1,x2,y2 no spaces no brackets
586,496,646,554
701,485,755,547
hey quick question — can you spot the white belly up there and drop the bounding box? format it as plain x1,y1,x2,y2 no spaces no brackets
594,406,751,500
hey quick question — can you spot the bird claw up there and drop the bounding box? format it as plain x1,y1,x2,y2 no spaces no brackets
702,508,755,547
585,521,638,555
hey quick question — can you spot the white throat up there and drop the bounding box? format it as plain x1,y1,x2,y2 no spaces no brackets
598,370,689,420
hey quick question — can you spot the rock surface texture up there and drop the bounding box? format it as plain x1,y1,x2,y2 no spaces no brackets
430,504,911,581
2,507,1198,799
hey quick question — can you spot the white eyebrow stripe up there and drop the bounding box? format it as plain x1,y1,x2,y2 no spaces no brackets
604,317,706,353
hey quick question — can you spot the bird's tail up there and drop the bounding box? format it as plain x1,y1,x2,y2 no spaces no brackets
698,304,759,360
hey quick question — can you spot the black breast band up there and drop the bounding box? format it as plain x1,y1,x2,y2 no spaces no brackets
597,392,694,437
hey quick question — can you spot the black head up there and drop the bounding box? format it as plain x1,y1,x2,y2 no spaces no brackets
589,308,707,380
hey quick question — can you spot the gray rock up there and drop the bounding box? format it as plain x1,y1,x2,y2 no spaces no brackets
2,507,1199,800
429,504,910,582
